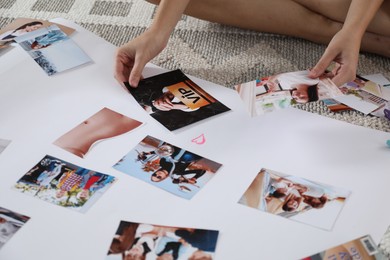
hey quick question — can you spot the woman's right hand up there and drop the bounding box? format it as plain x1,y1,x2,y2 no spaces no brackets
115,30,168,88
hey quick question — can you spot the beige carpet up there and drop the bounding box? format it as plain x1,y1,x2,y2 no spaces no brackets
1,0,390,257
2,0,389,132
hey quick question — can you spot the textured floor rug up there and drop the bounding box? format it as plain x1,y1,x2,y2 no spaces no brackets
1,0,390,256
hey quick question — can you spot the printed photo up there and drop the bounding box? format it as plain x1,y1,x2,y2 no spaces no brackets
0,18,74,52
302,235,385,259
106,220,219,260
238,168,350,230
14,155,116,213
0,206,30,250
0,138,11,155
0,18,74,41
235,70,343,116
126,69,230,131
113,135,222,200
235,78,292,116
333,75,388,115
14,25,91,75
54,107,143,158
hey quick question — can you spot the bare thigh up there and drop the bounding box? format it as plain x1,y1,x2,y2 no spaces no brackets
146,0,390,55
184,0,343,43
293,0,390,36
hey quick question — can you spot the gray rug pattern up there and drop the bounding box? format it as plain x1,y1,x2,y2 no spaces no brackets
1,0,390,257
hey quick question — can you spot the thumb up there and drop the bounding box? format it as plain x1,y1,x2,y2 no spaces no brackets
128,57,146,88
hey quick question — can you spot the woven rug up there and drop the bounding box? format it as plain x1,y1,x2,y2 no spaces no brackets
1,0,390,256
2,0,389,133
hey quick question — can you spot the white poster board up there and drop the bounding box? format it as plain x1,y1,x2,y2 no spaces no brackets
0,18,389,260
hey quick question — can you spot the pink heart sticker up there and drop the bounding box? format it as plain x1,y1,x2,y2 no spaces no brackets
191,134,206,145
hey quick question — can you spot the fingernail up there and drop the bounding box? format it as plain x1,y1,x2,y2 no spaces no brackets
129,80,138,88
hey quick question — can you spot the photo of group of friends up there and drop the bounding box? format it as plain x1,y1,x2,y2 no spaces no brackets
106,220,219,260
54,107,143,158
127,69,230,131
0,207,30,250
113,135,222,200
14,155,116,213
235,70,343,116
301,235,385,260
239,168,350,230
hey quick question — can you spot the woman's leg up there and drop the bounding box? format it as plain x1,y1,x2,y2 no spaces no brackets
292,0,390,36
145,0,390,57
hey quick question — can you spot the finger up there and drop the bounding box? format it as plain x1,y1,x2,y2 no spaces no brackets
330,62,356,87
308,50,336,79
129,55,147,88
114,58,129,87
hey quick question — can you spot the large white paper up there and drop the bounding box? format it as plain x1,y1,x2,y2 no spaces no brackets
0,18,390,260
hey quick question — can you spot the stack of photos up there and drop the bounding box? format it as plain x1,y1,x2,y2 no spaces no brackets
14,24,91,75
113,135,222,199
106,220,219,260
54,107,143,158
0,18,74,54
0,207,30,250
0,138,11,155
238,168,350,230
235,70,343,116
332,74,389,115
301,235,385,260
14,155,116,213
126,69,230,131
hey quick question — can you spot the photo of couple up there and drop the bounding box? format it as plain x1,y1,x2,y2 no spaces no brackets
113,135,222,199
106,220,219,260
14,155,116,213
239,168,350,230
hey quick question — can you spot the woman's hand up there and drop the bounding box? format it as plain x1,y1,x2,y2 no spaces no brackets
309,28,360,86
115,30,168,88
